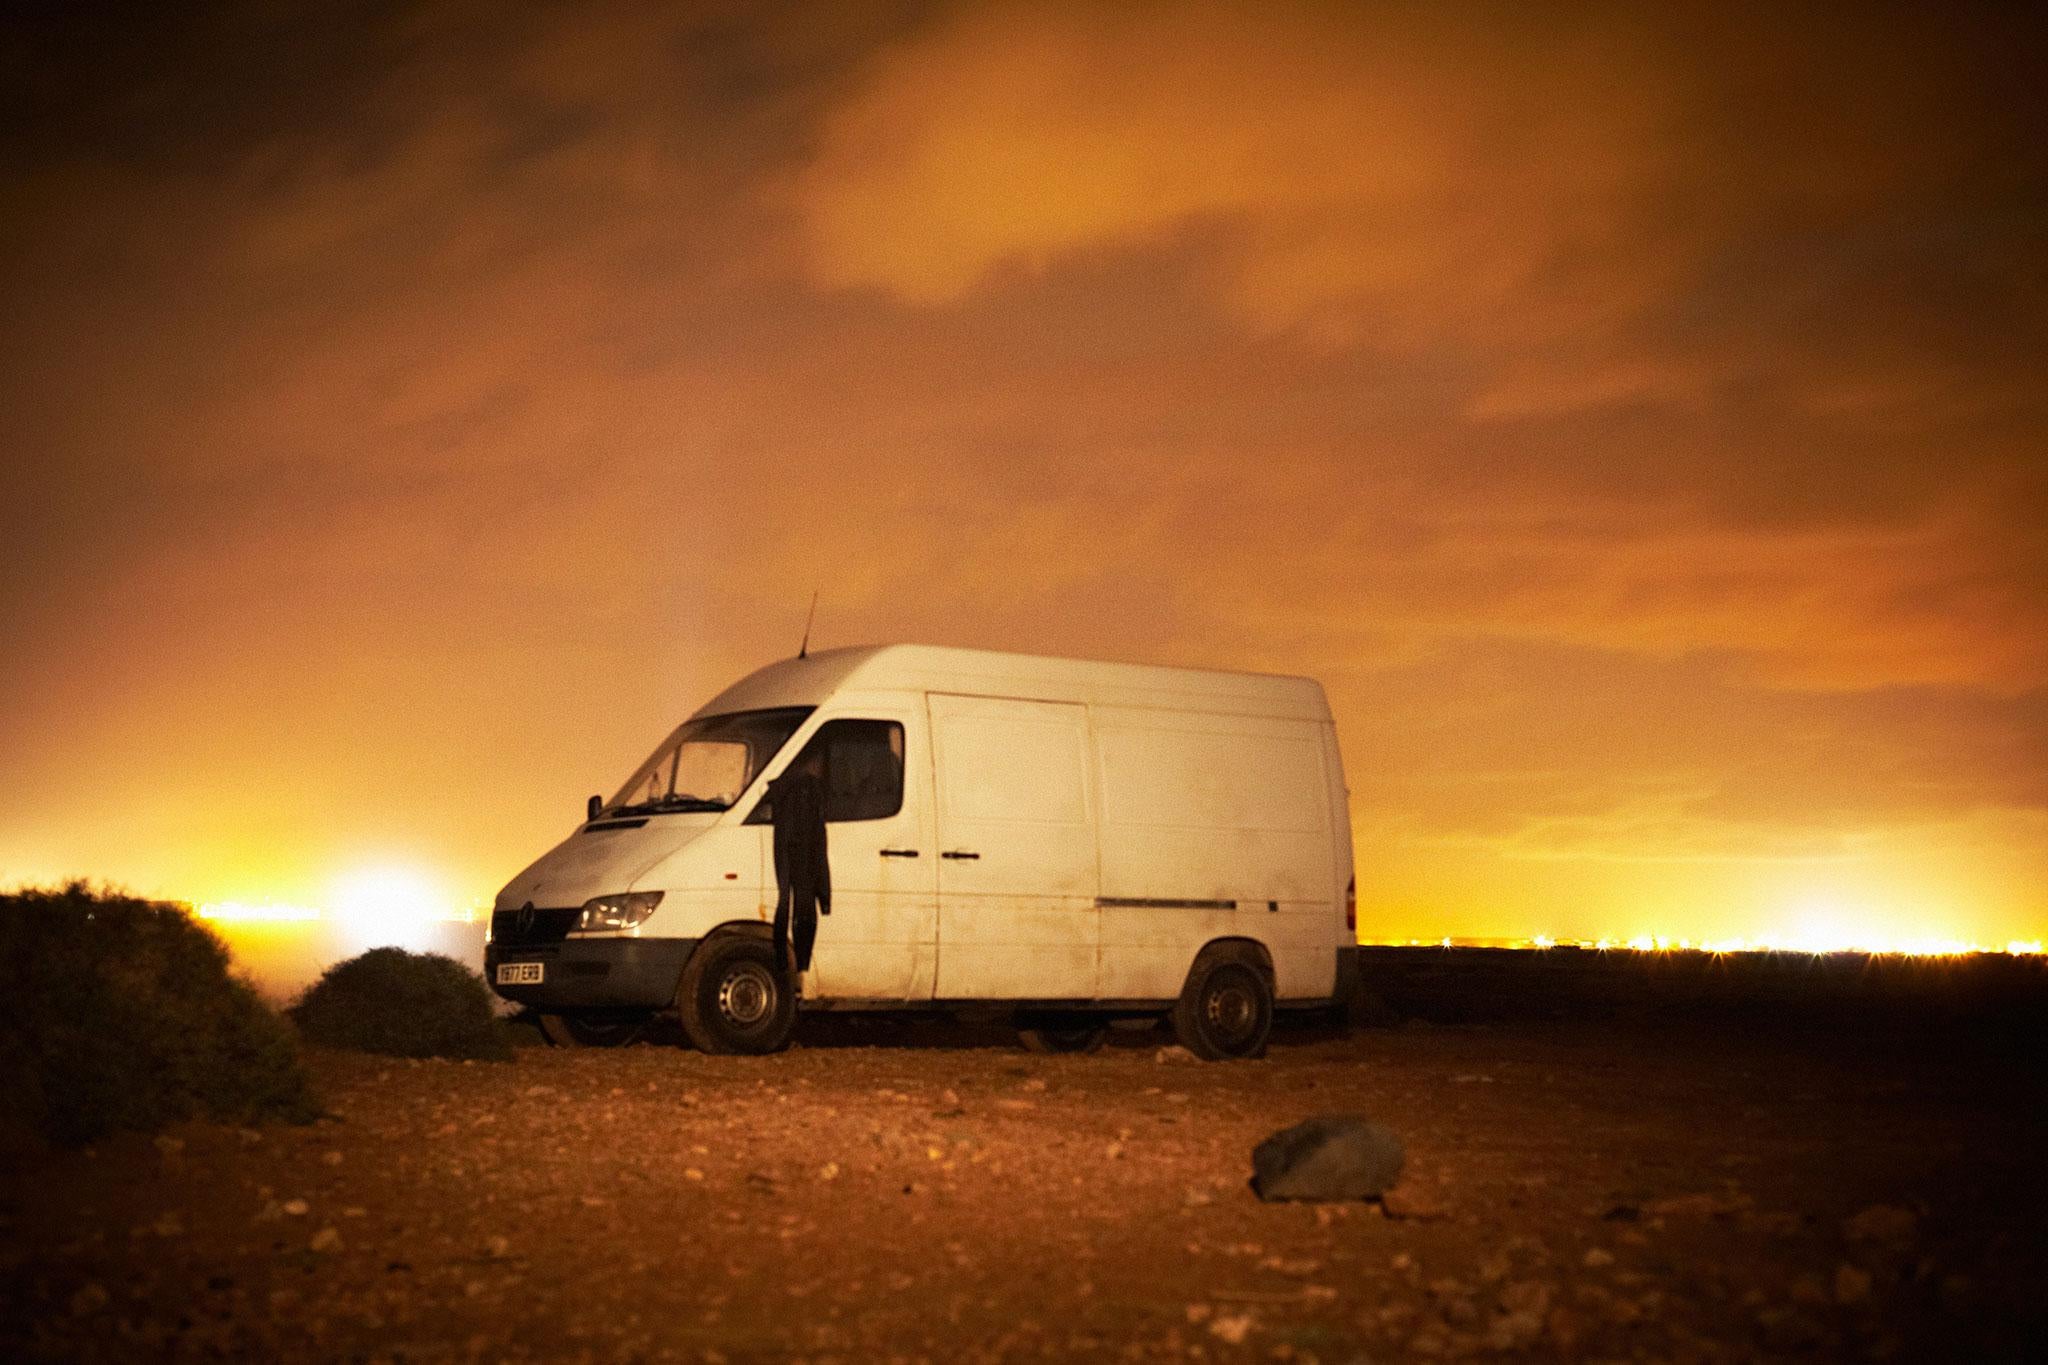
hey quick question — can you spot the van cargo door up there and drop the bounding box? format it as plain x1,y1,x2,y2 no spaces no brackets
928,693,1100,1000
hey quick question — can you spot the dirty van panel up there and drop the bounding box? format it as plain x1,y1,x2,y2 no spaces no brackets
1097,907,1241,999
1092,711,1334,905
1091,709,1337,999
929,694,1101,999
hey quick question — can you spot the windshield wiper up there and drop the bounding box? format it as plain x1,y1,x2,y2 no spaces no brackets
634,795,732,814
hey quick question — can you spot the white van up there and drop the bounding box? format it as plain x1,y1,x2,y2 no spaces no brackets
486,645,1358,1059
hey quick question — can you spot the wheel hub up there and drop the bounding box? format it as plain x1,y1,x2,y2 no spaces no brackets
1207,984,1255,1038
718,964,774,1026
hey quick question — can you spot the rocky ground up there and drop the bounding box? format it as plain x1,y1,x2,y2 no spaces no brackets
5,1013,2044,1362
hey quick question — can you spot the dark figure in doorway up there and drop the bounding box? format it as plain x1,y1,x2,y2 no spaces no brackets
769,753,830,982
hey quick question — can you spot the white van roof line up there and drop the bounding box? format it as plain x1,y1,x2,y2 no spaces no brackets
692,644,1331,723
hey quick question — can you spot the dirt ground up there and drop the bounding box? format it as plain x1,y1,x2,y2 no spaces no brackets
5,1013,2045,1363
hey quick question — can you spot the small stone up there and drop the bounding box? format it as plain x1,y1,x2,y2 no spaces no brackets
1582,1248,1615,1268
1154,1045,1197,1064
1258,1256,1321,1277
1252,1116,1404,1202
321,1150,343,1167
817,1162,840,1181
484,1235,511,1259
152,1212,184,1238
684,1168,705,1181
309,1226,342,1253
1208,1313,1254,1344
1833,1264,1872,1305
283,1199,309,1217
1644,1191,1749,1218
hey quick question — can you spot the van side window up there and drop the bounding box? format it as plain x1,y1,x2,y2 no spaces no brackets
749,719,905,823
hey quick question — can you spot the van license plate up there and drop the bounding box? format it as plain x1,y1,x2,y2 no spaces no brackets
496,962,543,985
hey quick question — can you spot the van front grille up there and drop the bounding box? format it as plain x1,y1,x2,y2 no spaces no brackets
491,907,580,947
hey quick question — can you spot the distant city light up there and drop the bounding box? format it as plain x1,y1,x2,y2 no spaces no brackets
195,868,482,940
1359,934,2047,958
197,900,322,923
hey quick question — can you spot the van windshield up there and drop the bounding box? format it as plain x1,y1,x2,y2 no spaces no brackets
604,707,813,816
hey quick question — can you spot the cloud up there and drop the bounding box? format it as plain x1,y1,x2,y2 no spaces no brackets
0,1,2042,941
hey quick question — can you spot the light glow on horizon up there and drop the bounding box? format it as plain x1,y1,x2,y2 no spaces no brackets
197,866,480,939
197,900,323,923
1361,933,2045,957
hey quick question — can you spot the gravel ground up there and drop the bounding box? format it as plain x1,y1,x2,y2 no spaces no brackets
4,1016,2044,1362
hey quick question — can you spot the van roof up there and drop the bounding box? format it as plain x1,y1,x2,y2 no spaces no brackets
693,644,1331,722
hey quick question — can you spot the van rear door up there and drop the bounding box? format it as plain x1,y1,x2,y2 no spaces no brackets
927,693,1100,999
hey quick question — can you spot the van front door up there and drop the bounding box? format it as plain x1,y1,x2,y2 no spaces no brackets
753,710,936,1000
928,693,1100,1000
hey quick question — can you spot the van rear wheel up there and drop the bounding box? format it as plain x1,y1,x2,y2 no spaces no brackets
676,935,795,1055
1172,958,1272,1060
538,1012,650,1048
1016,1014,1108,1054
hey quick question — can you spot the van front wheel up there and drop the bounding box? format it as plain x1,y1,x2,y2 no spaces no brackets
1172,959,1272,1060
677,936,795,1055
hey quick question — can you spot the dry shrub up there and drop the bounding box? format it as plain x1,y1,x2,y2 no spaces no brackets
0,882,320,1147
292,947,511,1061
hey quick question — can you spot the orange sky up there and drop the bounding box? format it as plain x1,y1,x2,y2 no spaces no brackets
2,1,2043,946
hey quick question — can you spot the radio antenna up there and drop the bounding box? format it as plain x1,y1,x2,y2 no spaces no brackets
797,589,819,659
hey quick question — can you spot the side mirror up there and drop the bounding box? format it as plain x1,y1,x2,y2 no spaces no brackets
586,794,603,823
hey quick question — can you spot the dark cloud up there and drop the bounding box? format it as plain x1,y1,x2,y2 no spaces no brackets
1,0,2042,943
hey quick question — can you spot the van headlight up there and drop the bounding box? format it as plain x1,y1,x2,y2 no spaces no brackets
574,891,664,933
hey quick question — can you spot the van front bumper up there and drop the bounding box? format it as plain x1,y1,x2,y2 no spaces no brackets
485,936,697,1012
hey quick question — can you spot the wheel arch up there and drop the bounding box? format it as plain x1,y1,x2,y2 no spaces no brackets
691,919,773,950
1180,936,1275,995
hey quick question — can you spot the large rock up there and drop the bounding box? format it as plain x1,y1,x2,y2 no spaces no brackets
1252,1115,1405,1202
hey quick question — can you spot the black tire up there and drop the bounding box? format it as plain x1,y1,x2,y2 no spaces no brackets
538,1013,651,1049
1171,957,1273,1060
676,936,795,1055
1016,1014,1109,1054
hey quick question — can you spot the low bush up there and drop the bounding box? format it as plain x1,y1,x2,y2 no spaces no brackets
0,882,320,1148
292,947,511,1061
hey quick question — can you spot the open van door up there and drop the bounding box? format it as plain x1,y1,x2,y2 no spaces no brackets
927,693,1101,999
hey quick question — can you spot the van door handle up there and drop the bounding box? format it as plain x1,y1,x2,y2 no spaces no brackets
879,848,920,858
941,850,981,860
